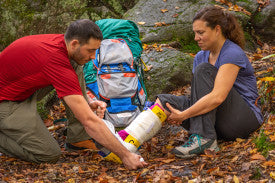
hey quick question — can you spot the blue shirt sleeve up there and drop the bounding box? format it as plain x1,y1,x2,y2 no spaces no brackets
217,41,247,69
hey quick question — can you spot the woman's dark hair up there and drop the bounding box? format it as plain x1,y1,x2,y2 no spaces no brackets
193,6,245,49
65,19,103,45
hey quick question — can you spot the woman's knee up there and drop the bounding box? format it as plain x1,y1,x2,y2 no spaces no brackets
193,63,217,78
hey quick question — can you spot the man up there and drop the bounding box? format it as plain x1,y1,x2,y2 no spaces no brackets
0,19,146,170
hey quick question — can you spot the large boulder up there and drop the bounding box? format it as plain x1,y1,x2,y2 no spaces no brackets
123,0,274,46
251,2,275,45
142,47,193,100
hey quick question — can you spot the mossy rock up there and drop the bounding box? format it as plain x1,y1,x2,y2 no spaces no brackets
142,48,193,100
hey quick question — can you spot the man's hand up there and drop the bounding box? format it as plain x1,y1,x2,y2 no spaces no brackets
89,100,107,118
121,152,148,170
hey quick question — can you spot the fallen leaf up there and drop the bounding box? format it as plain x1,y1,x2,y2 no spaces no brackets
267,67,273,72
271,172,275,180
251,153,266,161
156,47,163,52
172,13,179,18
250,148,258,154
78,166,85,174
241,162,251,171
161,159,175,163
270,134,275,142
236,138,245,143
192,171,199,178
170,165,184,169
3,177,9,182
231,155,239,162
165,144,174,150
253,53,263,60
227,165,233,171
259,77,275,82
67,178,75,183
14,173,24,178
161,9,168,13
263,160,275,167
206,167,219,174
152,43,158,48
233,175,239,183
44,118,53,127
154,22,163,27
199,163,206,171
241,8,252,16
135,168,149,181
143,44,148,50
137,22,146,25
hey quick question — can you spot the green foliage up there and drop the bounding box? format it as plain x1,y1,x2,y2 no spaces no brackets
0,0,137,51
250,167,262,180
180,41,200,54
258,79,275,113
243,31,255,51
179,38,200,54
253,129,275,157
36,89,59,120
37,100,48,120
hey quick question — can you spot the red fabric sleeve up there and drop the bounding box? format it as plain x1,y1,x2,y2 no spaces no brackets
43,53,83,99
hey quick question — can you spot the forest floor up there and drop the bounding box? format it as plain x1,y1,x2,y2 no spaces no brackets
0,44,274,183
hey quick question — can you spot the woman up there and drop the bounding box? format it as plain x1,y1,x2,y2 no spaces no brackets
155,6,263,158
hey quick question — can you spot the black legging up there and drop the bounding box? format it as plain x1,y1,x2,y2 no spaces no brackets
157,63,260,141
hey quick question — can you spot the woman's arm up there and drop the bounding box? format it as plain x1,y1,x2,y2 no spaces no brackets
167,63,240,123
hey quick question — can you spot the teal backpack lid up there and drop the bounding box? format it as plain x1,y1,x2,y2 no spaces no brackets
83,59,97,84
95,19,143,59
83,49,99,84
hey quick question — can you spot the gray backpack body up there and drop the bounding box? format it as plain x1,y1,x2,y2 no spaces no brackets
85,39,146,127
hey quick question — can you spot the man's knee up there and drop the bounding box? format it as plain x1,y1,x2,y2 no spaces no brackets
35,146,61,163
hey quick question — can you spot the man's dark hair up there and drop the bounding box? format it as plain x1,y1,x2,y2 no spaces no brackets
65,19,103,45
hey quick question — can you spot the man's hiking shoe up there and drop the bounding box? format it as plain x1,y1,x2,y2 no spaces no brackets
65,139,98,151
171,134,219,158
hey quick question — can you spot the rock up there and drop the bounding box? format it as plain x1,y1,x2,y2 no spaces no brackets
142,47,193,100
252,3,275,45
124,0,274,47
124,0,211,43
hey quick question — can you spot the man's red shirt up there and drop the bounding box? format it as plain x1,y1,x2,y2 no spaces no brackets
0,34,83,102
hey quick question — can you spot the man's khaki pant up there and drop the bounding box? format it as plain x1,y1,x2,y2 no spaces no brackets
0,60,90,163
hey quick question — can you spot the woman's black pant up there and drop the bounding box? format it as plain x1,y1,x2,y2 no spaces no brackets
157,63,260,141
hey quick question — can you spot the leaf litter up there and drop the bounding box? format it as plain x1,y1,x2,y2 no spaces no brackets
0,44,274,183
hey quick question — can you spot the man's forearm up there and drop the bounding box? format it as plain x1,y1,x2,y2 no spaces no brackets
63,95,130,159
83,118,130,159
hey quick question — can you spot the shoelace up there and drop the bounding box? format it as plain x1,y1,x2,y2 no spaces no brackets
182,134,202,150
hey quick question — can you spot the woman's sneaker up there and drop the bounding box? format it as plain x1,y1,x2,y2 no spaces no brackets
171,134,219,158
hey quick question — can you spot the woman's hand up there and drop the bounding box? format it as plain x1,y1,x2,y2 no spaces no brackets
166,103,184,125
89,100,107,118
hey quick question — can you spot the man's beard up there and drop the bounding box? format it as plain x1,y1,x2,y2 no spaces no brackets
71,47,85,65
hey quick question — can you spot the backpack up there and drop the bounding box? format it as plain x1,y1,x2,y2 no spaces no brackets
84,19,145,85
83,19,147,127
